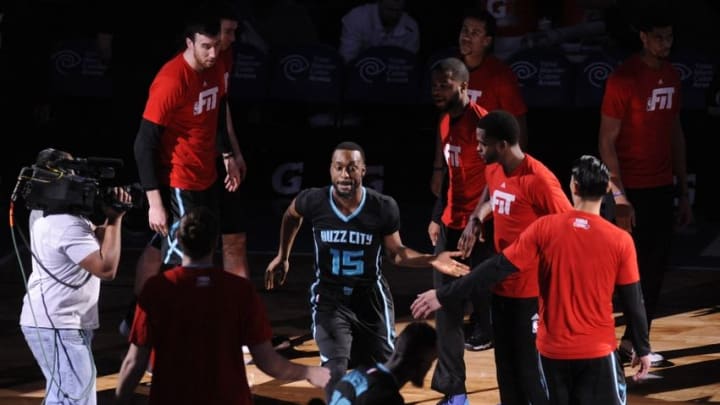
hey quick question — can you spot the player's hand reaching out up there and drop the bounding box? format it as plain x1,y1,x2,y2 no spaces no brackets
430,251,470,277
265,255,290,290
411,289,442,319
305,366,331,389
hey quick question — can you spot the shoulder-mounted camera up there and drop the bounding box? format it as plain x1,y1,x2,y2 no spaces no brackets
12,148,138,216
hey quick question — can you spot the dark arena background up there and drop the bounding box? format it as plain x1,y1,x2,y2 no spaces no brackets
1,1,719,403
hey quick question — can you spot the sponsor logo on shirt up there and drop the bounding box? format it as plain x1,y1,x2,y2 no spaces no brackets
444,143,462,167
646,86,674,111
468,89,483,103
572,218,590,229
193,86,219,115
491,189,516,215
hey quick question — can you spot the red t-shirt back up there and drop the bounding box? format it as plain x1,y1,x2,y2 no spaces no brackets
504,211,640,359
130,266,273,405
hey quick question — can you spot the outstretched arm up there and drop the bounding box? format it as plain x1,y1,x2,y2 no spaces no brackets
383,231,470,277
265,199,303,290
411,254,517,319
250,341,330,388
438,254,516,302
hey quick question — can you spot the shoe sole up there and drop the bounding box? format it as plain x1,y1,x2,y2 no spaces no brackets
464,342,493,351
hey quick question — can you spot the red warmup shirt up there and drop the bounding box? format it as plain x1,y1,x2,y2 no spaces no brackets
142,53,226,190
130,266,273,405
466,55,527,117
485,155,572,298
601,54,681,189
503,210,640,359
439,102,489,229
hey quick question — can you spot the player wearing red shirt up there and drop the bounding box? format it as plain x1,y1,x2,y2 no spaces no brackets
427,57,493,405
506,210,639,361
481,145,572,298
127,264,271,405
134,13,242,269
455,8,529,354
141,46,227,192
601,54,679,189
115,206,330,404
121,8,252,358
598,8,692,365
435,100,488,230
459,8,528,149
459,110,571,405
413,155,653,405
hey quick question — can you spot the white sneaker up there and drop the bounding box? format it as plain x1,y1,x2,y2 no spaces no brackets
618,339,664,366
648,351,665,366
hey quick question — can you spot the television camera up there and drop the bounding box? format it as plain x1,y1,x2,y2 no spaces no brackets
12,150,138,217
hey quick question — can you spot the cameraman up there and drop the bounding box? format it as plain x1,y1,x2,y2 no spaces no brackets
19,148,131,405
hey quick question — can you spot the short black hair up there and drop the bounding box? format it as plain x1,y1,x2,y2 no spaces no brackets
178,206,219,260
333,141,366,163
431,57,469,83
184,9,221,41
462,7,497,38
476,110,520,145
635,4,673,33
571,155,610,199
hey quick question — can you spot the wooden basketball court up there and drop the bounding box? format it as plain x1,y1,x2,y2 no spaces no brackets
1,251,718,404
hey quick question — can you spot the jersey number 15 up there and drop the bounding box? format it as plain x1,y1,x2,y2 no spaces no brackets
330,248,364,276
